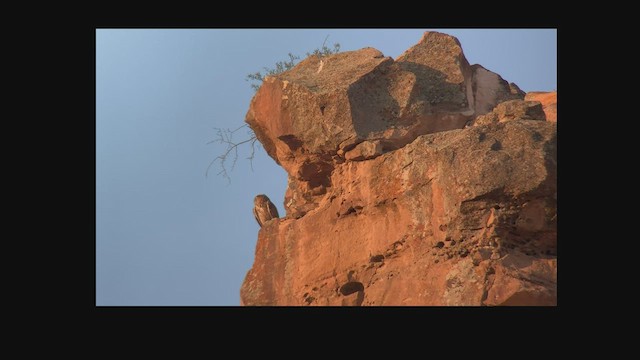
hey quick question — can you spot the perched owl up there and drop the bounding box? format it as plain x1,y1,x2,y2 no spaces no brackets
253,194,279,227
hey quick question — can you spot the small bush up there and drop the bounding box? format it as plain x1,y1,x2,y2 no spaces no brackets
245,36,340,92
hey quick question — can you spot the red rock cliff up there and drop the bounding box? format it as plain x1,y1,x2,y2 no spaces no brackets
241,32,557,306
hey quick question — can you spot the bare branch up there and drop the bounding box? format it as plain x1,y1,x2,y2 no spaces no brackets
206,124,258,183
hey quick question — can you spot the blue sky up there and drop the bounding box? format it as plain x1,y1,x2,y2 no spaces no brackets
96,29,557,306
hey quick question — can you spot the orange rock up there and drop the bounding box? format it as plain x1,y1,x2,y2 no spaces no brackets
473,99,546,126
525,91,557,122
240,121,557,306
240,32,557,306
344,140,384,161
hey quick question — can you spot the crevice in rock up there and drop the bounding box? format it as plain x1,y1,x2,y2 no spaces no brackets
278,134,304,151
480,266,496,306
298,160,334,189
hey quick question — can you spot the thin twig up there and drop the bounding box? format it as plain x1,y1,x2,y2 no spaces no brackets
206,124,258,183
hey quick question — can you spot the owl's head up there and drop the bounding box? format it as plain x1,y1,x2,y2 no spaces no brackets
254,194,269,205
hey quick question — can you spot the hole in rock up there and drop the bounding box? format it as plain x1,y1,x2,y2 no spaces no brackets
339,281,365,296
532,132,543,142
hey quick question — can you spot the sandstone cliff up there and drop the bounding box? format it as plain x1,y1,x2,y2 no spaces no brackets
241,32,557,306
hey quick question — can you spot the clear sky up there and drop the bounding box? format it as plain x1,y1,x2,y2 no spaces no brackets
96,29,557,306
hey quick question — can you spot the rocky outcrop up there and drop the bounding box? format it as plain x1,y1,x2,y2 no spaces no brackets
473,99,546,126
245,32,525,219
525,91,557,122
241,31,557,306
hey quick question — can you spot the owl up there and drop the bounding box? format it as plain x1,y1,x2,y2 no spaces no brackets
253,194,279,227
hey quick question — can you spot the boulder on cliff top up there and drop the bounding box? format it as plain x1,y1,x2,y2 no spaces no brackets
245,31,523,178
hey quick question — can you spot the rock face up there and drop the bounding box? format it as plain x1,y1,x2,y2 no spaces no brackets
241,32,557,306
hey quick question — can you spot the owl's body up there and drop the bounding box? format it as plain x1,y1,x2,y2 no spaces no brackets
253,194,279,227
